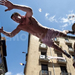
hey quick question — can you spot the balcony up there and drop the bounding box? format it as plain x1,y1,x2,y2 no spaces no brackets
60,72,71,75
39,43,47,50
68,48,74,53
39,70,51,75
39,55,49,62
57,59,67,64
65,40,72,45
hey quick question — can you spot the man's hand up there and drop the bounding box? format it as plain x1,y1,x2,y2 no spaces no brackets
63,30,69,34
0,27,3,33
0,0,14,11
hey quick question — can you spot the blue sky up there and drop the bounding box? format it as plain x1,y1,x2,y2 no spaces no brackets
0,0,75,75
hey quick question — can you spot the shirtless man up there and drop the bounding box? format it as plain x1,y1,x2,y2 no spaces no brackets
0,0,75,58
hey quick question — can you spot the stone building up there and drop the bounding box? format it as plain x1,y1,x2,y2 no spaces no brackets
24,34,75,75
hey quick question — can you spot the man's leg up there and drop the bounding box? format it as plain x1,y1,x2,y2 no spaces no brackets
52,43,71,58
58,32,75,39
63,30,75,35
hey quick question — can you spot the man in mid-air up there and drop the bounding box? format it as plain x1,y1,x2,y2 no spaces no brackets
0,0,75,59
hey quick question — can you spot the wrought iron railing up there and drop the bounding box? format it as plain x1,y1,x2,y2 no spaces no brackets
60,72,71,75
39,70,51,75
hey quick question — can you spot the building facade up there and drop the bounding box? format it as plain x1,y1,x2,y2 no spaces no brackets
24,34,75,75
0,34,8,75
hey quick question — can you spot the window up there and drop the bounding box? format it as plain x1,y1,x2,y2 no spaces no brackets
41,64,48,71
72,55,74,59
57,53,62,57
41,52,46,56
65,38,69,42
54,38,58,41
68,45,72,48
68,45,74,52
54,38,59,45
60,66,67,73
41,64,49,75
41,51,47,58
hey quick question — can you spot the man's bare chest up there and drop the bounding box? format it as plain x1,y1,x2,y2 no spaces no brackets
18,17,40,32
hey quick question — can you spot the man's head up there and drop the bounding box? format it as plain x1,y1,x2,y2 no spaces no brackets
11,12,22,23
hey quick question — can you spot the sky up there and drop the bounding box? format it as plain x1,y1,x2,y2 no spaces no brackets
0,0,75,75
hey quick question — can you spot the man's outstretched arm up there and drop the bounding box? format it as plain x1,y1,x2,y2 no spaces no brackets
0,0,33,17
0,26,21,37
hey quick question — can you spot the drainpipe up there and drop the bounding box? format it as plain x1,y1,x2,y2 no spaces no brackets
50,47,56,75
